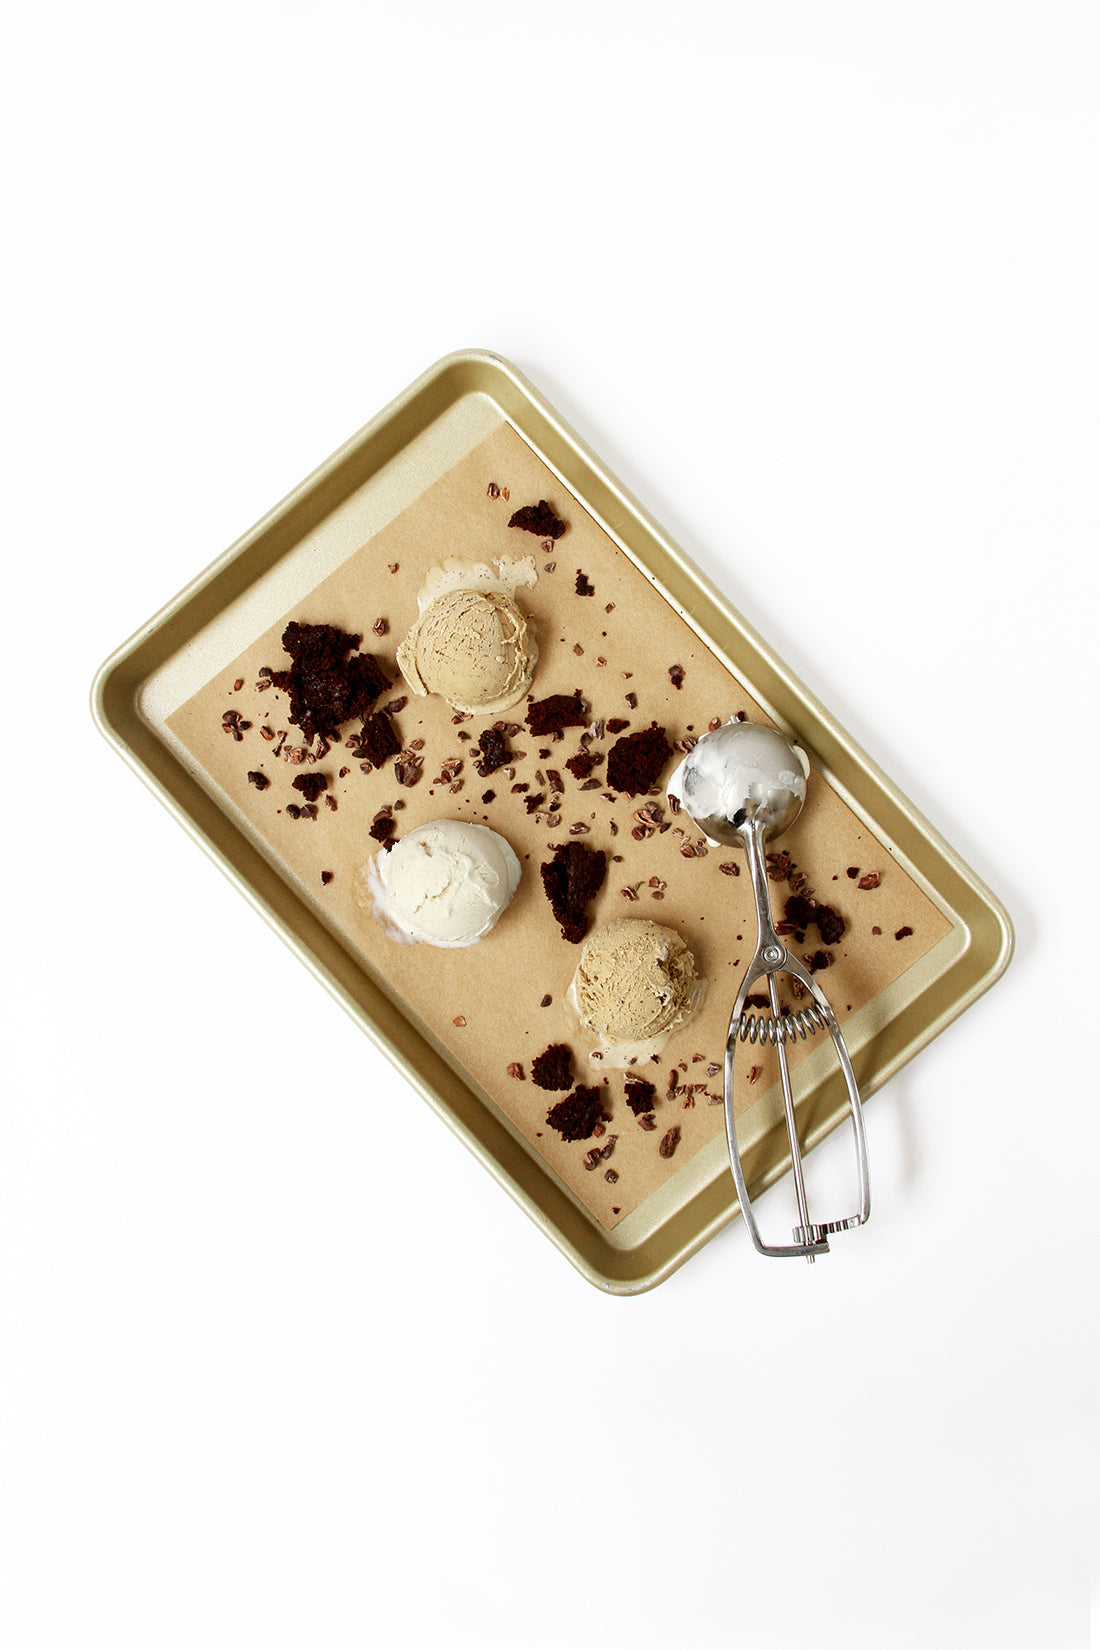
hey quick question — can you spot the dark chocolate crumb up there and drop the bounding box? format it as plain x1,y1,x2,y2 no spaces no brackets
508,499,567,539
540,994,553,1008
814,904,846,946
575,571,595,597
292,772,328,803
546,1086,605,1142
264,621,390,744
475,726,510,776
895,926,914,940
320,870,334,885
481,789,496,803
540,841,607,943
624,1077,656,1117
246,771,270,791
668,664,685,690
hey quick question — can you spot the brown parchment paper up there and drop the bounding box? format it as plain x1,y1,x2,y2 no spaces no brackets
168,423,950,1229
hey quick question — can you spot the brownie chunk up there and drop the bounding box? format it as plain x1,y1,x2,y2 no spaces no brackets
546,1086,605,1142
814,904,846,946
540,841,607,944
531,1044,574,1091
605,722,672,796
525,691,588,738
784,894,815,931
564,748,597,781
267,621,390,743
291,771,328,803
624,1077,657,1116
360,709,401,767
508,499,567,540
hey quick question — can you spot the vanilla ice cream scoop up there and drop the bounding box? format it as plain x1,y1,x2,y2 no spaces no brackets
568,918,705,1068
362,820,521,947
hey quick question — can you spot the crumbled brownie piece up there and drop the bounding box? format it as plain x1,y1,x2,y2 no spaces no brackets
814,904,846,946
565,749,597,781
546,1086,604,1142
605,722,672,796
606,717,629,734
575,571,595,596
524,793,546,813
895,925,914,940
531,1044,573,1091
624,1077,656,1116
525,692,588,737
245,771,269,791
360,710,402,767
292,772,328,803
508,499,567,539
805,950,833,973
540,841,607,943
266,622,390,743
475,727,509,776
785,894,815,930
369,812,396,844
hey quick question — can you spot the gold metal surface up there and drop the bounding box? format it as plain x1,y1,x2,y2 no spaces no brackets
92,350,1013,1292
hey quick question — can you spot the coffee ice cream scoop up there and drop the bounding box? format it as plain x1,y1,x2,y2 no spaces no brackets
668,719,870,1260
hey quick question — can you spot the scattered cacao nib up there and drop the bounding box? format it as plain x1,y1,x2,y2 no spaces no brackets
372,617,388,637
872,926,882,936
393,751,423,787
625,691,638,710
575,571,595,596
565,749,597,782
540,841,607,943
245,771,270,791
292,771,328,803
525,691,588,737
785,893,815,930
605,1169,619,1184
805,950,834,973
507,1062,525,1081
605,723,673,797
265,621,390,743
858,871,882,891
814,904,846,946
286,803,316,821
221,709,249,741
320,870,334,885
481,790,495,803
487,481,500,498
748,1066,761,1085
668,664,685,690
508,499,566,539
475,726,510,775
546,1086,605,1142
583,1148,602,1171
531,1044,573,1090
847,866,860,879
624,1077,656,1116
637,1113,657,1131
658,1126,681,1159
895,925,914,940
540,994,552,1008
718,861,740,877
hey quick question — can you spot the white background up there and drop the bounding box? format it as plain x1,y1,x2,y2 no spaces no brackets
2,4,1096,1647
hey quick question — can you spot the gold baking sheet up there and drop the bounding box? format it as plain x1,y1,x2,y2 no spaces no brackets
93,351,1012,1290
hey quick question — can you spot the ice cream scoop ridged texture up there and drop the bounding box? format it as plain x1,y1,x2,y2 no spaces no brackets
568,918,704,1065
396,588,536,715
364,820,521,947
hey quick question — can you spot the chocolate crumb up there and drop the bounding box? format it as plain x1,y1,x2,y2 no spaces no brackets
606,723,673,797
895,925,914,940
540,994,553,1008
668,664,685,690
625,691,638,709
525,692,588,737
624,1077,656,1116
847,866,860,879
246,771,269,791
814,904,846,946
369,811,396,844
575,571,595,597
858,871,882,890
481,790,496,803
540,840,607,943
292,772,328,803
475,726,510,776
531,1044,573,1091
320,870,334,885
509,499,567,539
546,1085,604,1142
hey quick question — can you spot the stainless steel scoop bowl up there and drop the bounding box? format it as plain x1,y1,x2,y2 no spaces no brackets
668,720,870,1260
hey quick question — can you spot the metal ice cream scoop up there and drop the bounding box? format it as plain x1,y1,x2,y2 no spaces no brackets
668,720,870,1260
